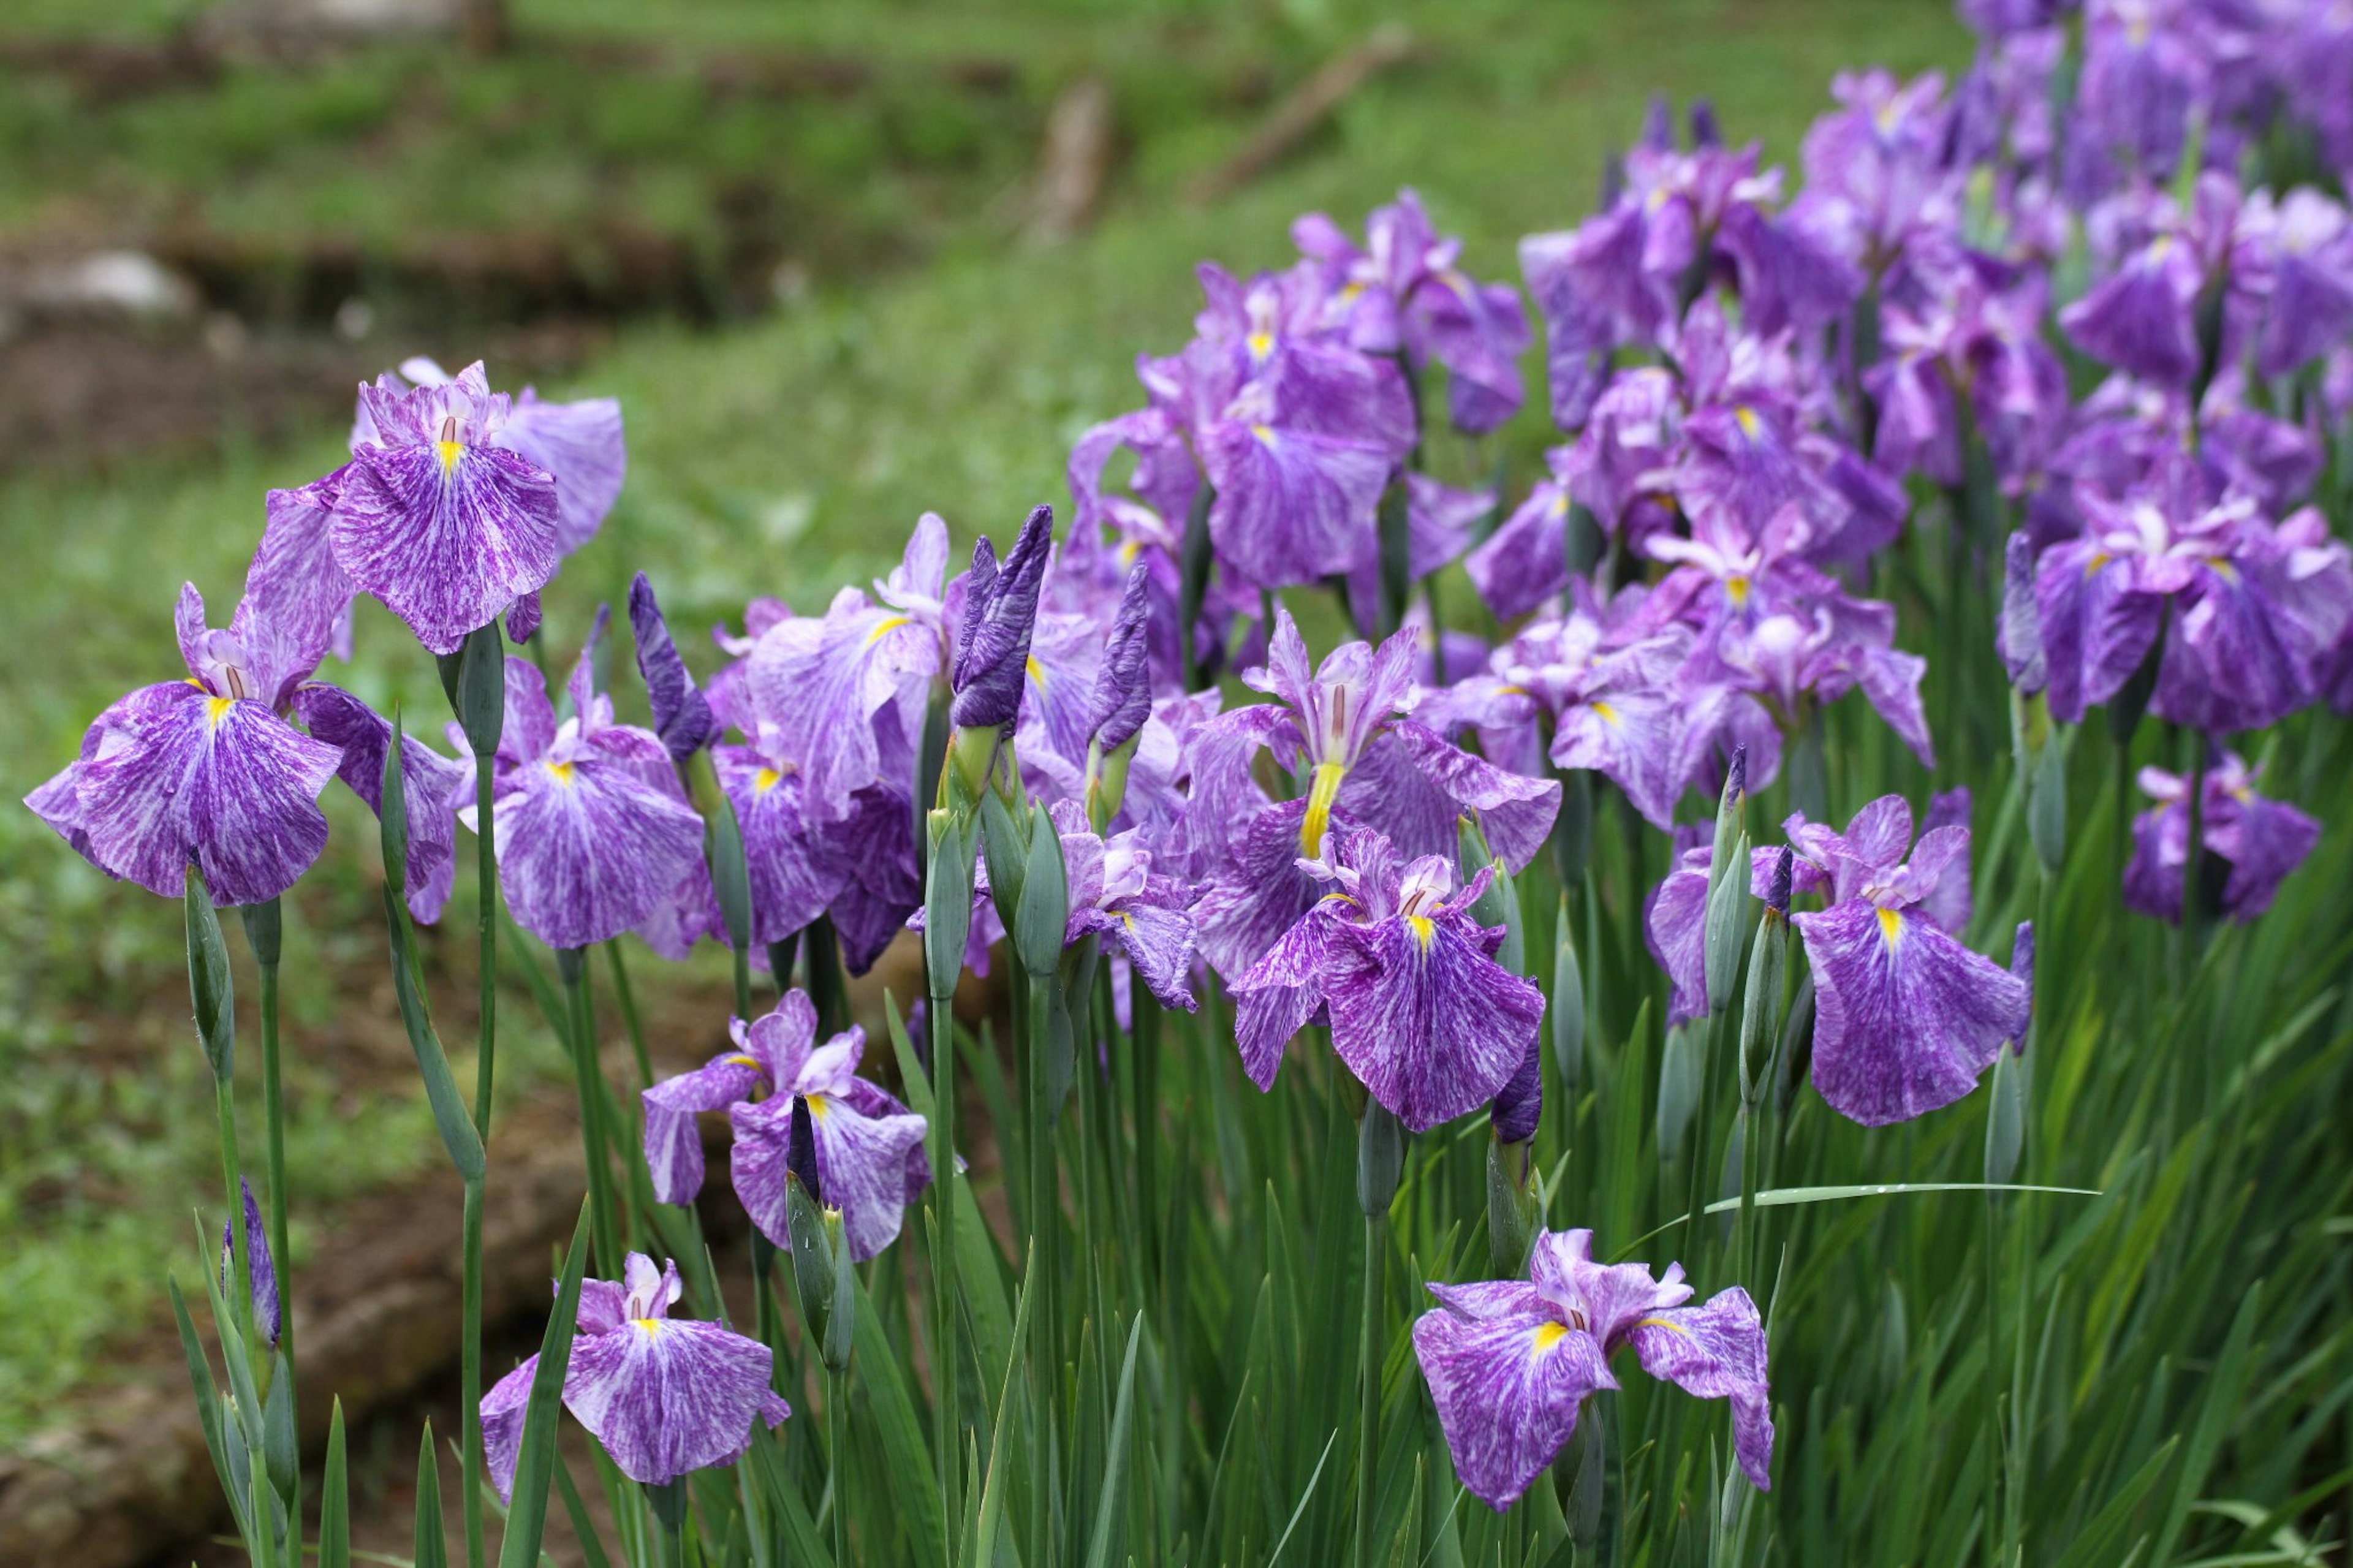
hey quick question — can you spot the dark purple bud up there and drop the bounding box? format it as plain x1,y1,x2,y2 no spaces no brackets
787,1095,822,1205
1488,1034,1543,1145
2007,922,2034,1055
950,504,1055,729
219,1177,281,1349
1766,846,1792,918
1726,744,1748,808
1689,98,1722,148
1087,562,1154,754
906,999,930,1070
1639,94,1674,152
629,572,716,763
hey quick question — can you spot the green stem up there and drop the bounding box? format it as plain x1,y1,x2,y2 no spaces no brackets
830,1368,851,1568
607,942,655,1093
560,949,621,1276
213,1075,259,1367
474,751,497,1139
461,1175,485,1568
928,985,960,1568
250,921,289,1355
1354,1208,1384,1568
808,914,849,1037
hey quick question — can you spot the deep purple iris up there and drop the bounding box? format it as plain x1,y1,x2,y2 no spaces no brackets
2121,752,2320,924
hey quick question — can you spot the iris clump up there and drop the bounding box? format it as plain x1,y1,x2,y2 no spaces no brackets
22,2,2353,1564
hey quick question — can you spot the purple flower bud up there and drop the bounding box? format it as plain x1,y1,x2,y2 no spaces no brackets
630,572,716,763
950,505,1055,730
786,1094,822,1205
1088,562,1154,754
1488,1035,1543,1145
2007,922,2035,1055
219,1177,281,1349
1766,846,1793,918
1689,98,1722,148
1726,743,1748,808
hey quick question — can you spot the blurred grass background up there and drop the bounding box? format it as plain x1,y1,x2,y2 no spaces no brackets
0,0,1969,1441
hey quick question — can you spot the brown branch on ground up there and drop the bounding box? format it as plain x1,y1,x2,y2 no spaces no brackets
1184,24,1418,207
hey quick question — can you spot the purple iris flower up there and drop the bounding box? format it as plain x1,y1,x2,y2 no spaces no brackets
1413,1227,1771,1512
744,513,949,825
480,1253,789,1501
29,581,341,906
1642,504,1932,786
472,627,708,954
1429,582,1706,828
1048,798,1200,1010
2121,753,2320,923
1186,609,1559,980
2074,0,2209,183
2025,457,2353,731
1754,795,2029,1126
2232,189,2353,380
1230,825,1543,1132
643,990,930,1262
363,357,626,556
952,505,1056,730
1292,189,1531,434
308,362,569,655
1789,68,1963,280
1088,561,1156,756
1867,248,2071,489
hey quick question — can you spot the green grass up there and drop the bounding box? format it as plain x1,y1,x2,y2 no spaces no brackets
0,0,1984,1455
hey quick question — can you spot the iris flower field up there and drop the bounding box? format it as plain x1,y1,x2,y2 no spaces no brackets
8,1,2353,1564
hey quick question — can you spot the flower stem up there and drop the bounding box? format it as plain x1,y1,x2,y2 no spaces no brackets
474,748,498,1138
928,980,960,1568
830,1367,851,1568
559,947,621,1276
1354,1206,1385,1568
607,941,656,1093
461,1173,486,1568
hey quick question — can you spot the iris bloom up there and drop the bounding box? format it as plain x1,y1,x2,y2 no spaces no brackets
1292,188,1531,434
643,990,930,1262
1414,1227,1771,1511
1230,825,1542,1132
471,627,708,953
29,582,341,906
1187,608,1558,980
1759,795,2029,1126
1049,799,1200,1011
2121,753,2320,923
480,1254,789,1499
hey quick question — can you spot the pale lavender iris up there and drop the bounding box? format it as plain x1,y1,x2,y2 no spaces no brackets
480,1253,789,1500
471,626,708,954
1757,795,2029,1127
1413,1227,1771,1512
289,683,469,923
1229,825,1542,1132
643,990,929,1262
2121,753,2320,924
28,581,341,906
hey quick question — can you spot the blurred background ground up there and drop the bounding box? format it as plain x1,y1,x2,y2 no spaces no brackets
0,0,1971,1558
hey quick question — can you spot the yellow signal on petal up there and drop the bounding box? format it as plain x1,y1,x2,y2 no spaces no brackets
1406,914,1435,952
1877,906,1904,946
1301,760,1348,854
1735,405,1761,440
754,768,782,794
205,696,236,730
1531,1321,1571,1353
865,615,911,647
1027,654,1046,687
436,440,464,474
805,1092,830,1119
1591,700,1620,725
545,760,575,786
633,1318,664,1335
